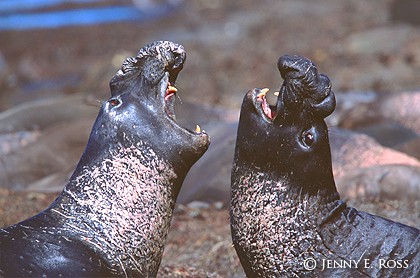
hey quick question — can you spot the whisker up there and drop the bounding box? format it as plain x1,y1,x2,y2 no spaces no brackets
84,99,103,108
175,81,186,105
176,93,183,105
327,125,341,138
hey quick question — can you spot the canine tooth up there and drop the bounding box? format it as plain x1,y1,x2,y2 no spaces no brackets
168,85,177,93
195,125,201,133
257,88,269,98
274,91,279,96
261,88,270,94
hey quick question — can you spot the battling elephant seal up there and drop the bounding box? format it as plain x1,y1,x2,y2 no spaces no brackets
0,41,210,277
230,54,419,277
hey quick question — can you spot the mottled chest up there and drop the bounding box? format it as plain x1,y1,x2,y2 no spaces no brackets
231,171,321,276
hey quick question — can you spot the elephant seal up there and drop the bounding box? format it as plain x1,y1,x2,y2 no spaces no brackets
0,41,210,277
230,54,419,277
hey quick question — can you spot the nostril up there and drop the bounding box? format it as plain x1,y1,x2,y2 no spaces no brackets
173,54,185,69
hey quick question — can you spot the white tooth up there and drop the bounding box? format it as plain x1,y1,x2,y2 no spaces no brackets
168,85,177,92
261,88,270,94
257,88,270,98
195,125,201,133
274,91,280,96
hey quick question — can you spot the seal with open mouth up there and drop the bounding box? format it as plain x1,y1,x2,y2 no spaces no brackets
230,54,419,277
0,41,210,277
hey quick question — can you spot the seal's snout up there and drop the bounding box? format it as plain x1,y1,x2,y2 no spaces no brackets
277,54,336,119
109,41,187,96
165,45,186,84
138,40,186,71
251,55,335,123
166,52,187,84
277,54,316,81
142,40,186,84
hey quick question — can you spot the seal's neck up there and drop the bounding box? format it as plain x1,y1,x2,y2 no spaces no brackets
51,141,179,277
232,163,341,220
231,165,343,275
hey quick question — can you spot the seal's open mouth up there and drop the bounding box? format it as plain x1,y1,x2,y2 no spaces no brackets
253,88,279,122
162,73,204,135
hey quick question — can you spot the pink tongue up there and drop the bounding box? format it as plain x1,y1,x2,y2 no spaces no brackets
262,98,275,119
165,92,174,101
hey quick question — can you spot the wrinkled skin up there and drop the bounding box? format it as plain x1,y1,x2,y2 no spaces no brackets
230,55,419,277
0,41,210,277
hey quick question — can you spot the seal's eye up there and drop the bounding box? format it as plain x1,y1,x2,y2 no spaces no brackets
304,132,314,145
109,98,121,107
301,129,315,148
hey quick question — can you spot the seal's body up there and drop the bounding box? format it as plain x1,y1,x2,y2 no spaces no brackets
0,41,210,277
230,55,419,277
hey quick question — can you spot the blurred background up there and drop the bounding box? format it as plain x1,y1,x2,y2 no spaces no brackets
1,0,419,110
0,0,419,275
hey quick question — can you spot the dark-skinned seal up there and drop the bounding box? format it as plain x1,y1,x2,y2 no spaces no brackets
230,54,420,277
0,41,210,277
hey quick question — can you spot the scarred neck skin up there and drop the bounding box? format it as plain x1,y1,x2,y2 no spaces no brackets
231,162,343,277
49,138,178,277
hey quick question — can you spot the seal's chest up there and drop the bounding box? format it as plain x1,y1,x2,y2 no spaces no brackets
231,172,321,275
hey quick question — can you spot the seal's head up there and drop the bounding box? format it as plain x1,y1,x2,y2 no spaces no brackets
77,41,210,177
235,54,336,194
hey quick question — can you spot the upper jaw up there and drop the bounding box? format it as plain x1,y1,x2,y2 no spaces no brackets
248,54,337,127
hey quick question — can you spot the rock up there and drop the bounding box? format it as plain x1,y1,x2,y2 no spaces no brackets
187,201,211,210
213,201,224,210
0,131,40,156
